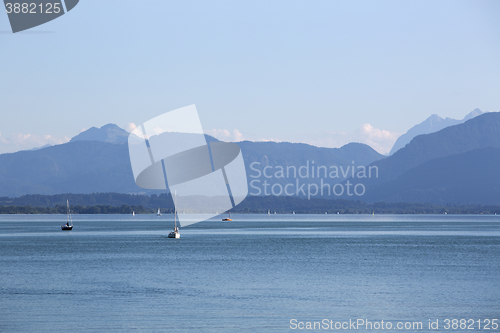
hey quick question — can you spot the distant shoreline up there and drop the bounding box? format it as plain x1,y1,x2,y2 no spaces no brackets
0,206,499,215
2,193,500,215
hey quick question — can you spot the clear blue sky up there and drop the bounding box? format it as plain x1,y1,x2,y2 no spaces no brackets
1,0,499,154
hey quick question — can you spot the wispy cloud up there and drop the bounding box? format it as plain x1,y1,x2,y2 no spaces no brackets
0,132,70,154
124,122,137,133
205,129,244,142
353,123,402,154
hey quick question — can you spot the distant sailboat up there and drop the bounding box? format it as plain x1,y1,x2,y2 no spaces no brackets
157,208,162,216
61,200,73,230
132,211,135,216
222,211,232,221
168,191,180,238
268,210,270,215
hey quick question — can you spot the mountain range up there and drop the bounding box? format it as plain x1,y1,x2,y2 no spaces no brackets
0,124,384,197
366,147,500,204
359,112,500,204
1,110,500,205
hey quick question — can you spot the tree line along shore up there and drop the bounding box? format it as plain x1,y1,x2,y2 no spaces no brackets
1,193,499,215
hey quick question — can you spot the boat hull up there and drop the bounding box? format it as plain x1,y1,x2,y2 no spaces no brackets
61,226,73,230
168,231,180,238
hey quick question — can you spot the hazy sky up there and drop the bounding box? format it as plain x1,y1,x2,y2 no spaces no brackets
1,0,499,154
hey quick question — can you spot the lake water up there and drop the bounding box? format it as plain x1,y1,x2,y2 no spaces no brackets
1,214,499,332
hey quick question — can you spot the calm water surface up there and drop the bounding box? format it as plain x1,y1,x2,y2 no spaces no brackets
0,214,499,332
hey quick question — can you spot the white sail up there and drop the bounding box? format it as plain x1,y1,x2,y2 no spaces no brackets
67,200,73,226
168,190,180,238
174,190,177,230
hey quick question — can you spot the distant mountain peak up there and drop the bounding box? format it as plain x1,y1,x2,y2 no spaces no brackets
389,108,484,155
463,108,484,121
70,123,129,144
428,114,444,124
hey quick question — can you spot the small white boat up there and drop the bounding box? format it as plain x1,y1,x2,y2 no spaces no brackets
168,191,180,239
132,211,135,216
61,200,73,230
168,226,180,238
157,208,162,216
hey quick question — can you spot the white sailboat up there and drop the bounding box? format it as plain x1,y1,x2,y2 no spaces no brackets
157,208,162,216
132,211,135,216
222,211,232,221
268,210,270,215
61,200,73,230
168,191,180,238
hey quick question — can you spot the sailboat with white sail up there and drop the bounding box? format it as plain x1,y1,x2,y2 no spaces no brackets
222,211,232,221
168,191,180,238
61,200,73,230
157,208,162,216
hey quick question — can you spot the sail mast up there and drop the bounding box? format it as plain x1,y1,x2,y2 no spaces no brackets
66,200,73,226
174,190,177,231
